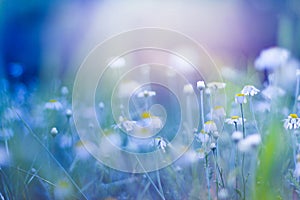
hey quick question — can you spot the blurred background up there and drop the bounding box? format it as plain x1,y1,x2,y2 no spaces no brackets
1,0,300,90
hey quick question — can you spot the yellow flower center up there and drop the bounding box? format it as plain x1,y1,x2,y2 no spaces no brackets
236,93,245,97
290,113,298,118
231,116,239,120
214,106,223,110
58,180,69,188
141,112,151,119
205,120,215,125
49,99,57,103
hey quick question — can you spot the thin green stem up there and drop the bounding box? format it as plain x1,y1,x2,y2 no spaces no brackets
205,155,211,200
212,150,225,188
240,103,246,200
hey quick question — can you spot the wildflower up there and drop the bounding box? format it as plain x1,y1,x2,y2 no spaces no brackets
183,84,194,94
218,188,229,199
231,131,243,143
195,129,209,143
137,90,156,98
59,135,73,148
241,85,260,96
210,142,217,151
225,116,244,125
65,109,72,118
206,82,226,90
209,106,226,119
154,137,167,152
196,81,205,90
284,114,300,130
238,133,261,152
118,116,136,133
255,47,290,71
75,141,90,160
203,121,218,133
45,99,63,110
98,102,105,109
61,86,69,96
54,179,73,200
50,127,58,137
195,148,206,159
235,93,247,104
261,85,285,100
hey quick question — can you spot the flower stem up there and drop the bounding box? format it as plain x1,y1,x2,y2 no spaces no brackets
240,103,246,200
205,155,211,200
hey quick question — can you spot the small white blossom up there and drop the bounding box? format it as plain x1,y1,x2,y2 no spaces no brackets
196,81,205,90
238,133,261,152
235,94,247,104
218,188,229,199
50,127,58,137
261,85,285,100
45,99,63,110
61,86,69,96
210,142,217,151
195,130,209,143
183,84,194,94
54,180,73,200
203,121,218,133
284,114,300,130
65,109,72,118
241,85,260,96
231,131,243,143
225,116,244,125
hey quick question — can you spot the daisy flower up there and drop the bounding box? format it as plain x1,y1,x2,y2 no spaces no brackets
241,85,260,96
196,81,205,90
183,84,194,94
284,114,300,130
45,99,63,110
235,93,247,104
225,116,244,125
203,120,218,133
154,137,167,152
238,133,261,152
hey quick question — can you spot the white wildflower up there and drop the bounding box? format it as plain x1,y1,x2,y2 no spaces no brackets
225,116,244,125
231,131,243,143
203,121,218,133
45,99,63,110
183,84,194,94
238,133,261,152
235,93,247,104
284,114,300,130
154,137,167,152
50,127,58,137
241,85,260,96
255,47,290,70
137,90,156,98
196,81,205,90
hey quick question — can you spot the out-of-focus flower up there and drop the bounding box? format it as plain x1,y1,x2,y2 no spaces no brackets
255,47,290,71
137,90,156,98
241,85,260,96
195,148,206,159
218,188,229,199
59,135,73,148
50,127,58,137
75,141,90,160
118,116,136,133
231,131,243,143
54,179,73,200
238,133,261,152
284,114,300,130
294,154,300,177
61,86,69,96
45,99,63,110
196,81,205,90
209,106,226,119
183,84,194,94
254,101,271,113
261,85,285,100
65,109,72,118
207,82,226,90
154,137,167,152
98,102,105,109
195,130,209,143
3,108,19,121
225,116,244,125
210,142,216,151
235,93,247,104
0,128,14,141
203,120,217,133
